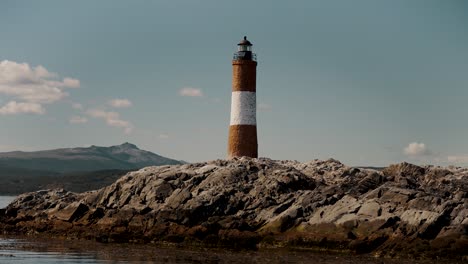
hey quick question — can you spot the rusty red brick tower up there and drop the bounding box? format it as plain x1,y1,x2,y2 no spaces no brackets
228,36,258,158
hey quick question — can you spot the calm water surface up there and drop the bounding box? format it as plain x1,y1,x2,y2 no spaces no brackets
0,237,445,264
0,196,16,208
0,196,456,264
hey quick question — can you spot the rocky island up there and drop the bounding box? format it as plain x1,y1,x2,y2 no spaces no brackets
0,158,466,261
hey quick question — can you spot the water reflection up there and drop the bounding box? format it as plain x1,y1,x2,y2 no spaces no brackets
0,236,447,264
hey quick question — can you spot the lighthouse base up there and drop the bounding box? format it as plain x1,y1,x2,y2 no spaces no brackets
228,125,258,158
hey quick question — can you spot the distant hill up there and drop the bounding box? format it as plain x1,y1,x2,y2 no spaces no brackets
0,142,182,173
0,143,184,195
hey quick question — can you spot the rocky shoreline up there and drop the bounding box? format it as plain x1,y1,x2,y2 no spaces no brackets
0,158,466,260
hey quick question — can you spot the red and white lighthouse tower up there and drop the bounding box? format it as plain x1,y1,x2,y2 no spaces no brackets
228,36,258,158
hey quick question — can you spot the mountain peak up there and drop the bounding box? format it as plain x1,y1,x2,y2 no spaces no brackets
118,142,139,150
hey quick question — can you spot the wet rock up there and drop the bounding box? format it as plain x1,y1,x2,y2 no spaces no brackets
54,202,89,222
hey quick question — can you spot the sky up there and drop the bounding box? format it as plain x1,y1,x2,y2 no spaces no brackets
0,0,468,166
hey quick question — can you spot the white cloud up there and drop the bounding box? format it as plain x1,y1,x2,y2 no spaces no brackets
258,103,272,111
62,78,80,88
159,133,169,139
447,155,468,164
0,101,45,115
0,145,16,152
86,109,133,134
0,60,80,115
0,144,36,152
69,116,88,124
109,98,132,108
179,87,203,97
124,127,132,134
404,142,431,156
71,103,83,110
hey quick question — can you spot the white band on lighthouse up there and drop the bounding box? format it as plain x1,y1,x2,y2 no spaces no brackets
230,91,256,125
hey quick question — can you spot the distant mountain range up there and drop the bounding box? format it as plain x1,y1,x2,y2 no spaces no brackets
0,143,183,195
0,142,182,173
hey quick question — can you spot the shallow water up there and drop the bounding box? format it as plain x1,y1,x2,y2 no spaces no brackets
0,236,454,264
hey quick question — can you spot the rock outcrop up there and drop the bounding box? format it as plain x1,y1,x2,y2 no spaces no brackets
1,158,467,260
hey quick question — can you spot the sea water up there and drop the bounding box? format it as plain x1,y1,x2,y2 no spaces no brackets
0,196,453,264
0,196,16,209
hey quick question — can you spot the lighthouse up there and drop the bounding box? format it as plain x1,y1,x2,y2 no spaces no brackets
228,36,258,158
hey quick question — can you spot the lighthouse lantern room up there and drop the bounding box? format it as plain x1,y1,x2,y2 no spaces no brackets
233,36,256,61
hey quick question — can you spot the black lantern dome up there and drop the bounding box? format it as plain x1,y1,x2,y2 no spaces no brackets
238,36,253,49
233,36,256,61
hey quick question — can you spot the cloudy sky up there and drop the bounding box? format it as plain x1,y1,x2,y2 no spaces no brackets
1,0,467,166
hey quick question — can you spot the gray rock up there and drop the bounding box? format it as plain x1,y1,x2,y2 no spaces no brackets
54,202,89,222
